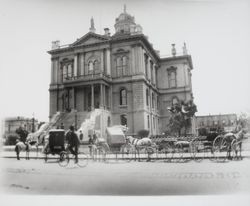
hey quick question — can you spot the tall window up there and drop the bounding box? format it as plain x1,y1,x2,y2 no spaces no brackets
146,88,149,106
88,61,94,74
152,93,155,108
147,115,150,128
144,54,148,78
63,63,73,80
120,114,127,126
116,56,127,77
122,56,127,76
120,89,127,105
150,60,154,81
169,71,177,88
93,60,99,73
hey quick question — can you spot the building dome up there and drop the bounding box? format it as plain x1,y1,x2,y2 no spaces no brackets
114,5,136,34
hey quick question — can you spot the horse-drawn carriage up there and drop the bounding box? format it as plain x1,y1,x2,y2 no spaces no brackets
43,129,88,167
151,128,247,162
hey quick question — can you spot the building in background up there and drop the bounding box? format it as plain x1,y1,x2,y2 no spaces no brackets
3,116,39,140
48,7,195,137
196,113,237,134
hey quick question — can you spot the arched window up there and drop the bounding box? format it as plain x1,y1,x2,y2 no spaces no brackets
122,56,127,76
146,89,149,106
63,65,67,80
120,114,127,126
67,64,73,77
169,71,177,88
152,93,155,108
93,60,99,72
88,61,94,73
116,56,128,77
120,88,127,105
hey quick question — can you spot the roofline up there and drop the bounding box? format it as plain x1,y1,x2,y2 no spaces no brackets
47,33,161,61
160,55,194,70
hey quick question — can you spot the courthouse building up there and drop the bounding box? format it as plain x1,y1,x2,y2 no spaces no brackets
48,7,195,137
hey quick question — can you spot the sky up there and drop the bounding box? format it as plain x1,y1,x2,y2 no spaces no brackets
0,0,250,125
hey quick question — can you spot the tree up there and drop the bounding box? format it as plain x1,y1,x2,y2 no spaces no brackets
167,100,197,136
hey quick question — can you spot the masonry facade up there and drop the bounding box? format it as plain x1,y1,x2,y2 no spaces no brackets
48,8,194,136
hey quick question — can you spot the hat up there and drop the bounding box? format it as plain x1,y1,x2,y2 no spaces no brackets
69,125,75,131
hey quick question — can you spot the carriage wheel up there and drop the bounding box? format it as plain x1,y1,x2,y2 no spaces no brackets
158,142,172,161
145,146,155,162
77,152,89,167
121,145,134,162
173,143,184,162
212,136,227,162
58,151,69,167
98,146,107,162
190,139,204,162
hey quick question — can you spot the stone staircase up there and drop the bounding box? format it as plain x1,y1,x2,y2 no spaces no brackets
28,110,102,143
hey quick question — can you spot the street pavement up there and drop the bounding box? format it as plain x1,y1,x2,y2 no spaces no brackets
1,157,250,195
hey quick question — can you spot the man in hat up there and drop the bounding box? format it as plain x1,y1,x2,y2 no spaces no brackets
66,125,80,163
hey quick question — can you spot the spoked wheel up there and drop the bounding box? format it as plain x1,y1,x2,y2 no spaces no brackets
212,135,228,162
158,142,172,162
98,147,107,162
190,139,204,162
145,146,155,162
173,143,184,162
77,152,89,167
121,145,135,162
58,151,69,167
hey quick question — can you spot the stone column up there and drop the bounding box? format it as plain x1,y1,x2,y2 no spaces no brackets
103,85,106,109
91,84,94,110
100,84,103,108
74,54,78,77
106,49,111,75
152,63,156,85
72,87,75,110
50,60,54,84
147,58,151,81
110,86,113,110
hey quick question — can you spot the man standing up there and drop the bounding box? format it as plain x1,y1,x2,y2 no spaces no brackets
66,125,80,163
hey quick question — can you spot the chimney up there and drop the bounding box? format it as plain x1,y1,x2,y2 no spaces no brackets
104,28,110,36
52,40,60,50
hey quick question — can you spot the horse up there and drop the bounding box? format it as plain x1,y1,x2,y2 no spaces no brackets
126,136,155,161
222,129,245,160
15,140,32,160
89,137,110,161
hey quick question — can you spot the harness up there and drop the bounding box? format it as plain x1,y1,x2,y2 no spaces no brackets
131,138,139,146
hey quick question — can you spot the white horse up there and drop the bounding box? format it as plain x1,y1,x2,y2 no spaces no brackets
15,140,32,160
126,136,155,161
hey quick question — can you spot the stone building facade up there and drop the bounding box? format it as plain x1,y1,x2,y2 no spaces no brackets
196,114,237,133
48,8,194,137
3,116,38,139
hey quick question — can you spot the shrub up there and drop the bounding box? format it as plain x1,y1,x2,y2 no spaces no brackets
137,129,149,138
5,134,20,145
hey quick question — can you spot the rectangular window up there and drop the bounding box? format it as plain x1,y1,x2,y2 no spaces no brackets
169,71,176,88
144,54,148,78
147,115,150,128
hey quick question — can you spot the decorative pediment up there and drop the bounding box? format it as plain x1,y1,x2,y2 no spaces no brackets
71,32,109,47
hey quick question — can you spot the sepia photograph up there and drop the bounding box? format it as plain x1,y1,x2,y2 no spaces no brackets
0,0,250,205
